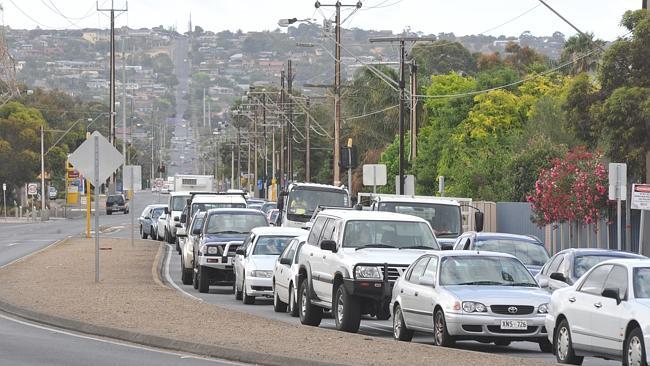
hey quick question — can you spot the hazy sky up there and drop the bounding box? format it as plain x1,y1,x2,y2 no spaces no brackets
2,0,642,40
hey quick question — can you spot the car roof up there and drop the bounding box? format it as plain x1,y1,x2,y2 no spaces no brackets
192,195,246,203
468,232,541,243
318,209,430,223
250,227,307,236
206,208,266,215
594,258,650,267
374,195,460,206
557,248,645,258
170,191,192,197
289,182,347,191
147,204,167,209
422,250,518,260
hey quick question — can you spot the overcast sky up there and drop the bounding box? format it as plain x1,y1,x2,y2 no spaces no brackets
2,0,642,40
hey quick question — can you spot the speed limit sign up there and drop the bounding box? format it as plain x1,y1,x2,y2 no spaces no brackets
28,183,38,196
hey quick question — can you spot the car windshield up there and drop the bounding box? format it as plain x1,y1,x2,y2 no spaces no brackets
151,208,165,218
440,256,537,286
474,239,549,266
171,196,190,211
342,220,439,250
252,236,295,255
634,268,650,298
574,255,627,278
262,203,277,213
378,202,461,237
287,188,348,216
205,213,267,234
190,216,205,232
192,202,246,214
107,195,124,204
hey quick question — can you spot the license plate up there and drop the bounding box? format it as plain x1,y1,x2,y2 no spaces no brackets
500,320,527,330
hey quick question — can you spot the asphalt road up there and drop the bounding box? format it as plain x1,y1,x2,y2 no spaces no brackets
164,243,619,366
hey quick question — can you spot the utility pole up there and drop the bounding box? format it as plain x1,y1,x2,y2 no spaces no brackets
263,93,268,197
97,0,128,193
231,143,235,190
254,102,259,197
369,36,434,195
122,38,127,164
287,60,294,182
280,71,285,189
305,97,311,182
40,125,46,220
202,87,206,128
315,1,362,186
410,59,418,161
236,127,241,189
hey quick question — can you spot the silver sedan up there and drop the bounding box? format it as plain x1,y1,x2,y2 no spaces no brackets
390,251,552,352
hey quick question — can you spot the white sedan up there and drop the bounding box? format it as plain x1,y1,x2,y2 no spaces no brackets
233,227,307,305
546,258,650,365
391,251,551,351
272,235,308,316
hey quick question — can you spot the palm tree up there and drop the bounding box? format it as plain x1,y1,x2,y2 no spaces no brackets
561,33,606,75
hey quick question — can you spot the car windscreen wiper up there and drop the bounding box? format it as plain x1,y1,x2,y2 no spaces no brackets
354,244,396,251
507,282,537,287
456,281,503,285
436,232,459,237
399,245,435,250
209,230,244,234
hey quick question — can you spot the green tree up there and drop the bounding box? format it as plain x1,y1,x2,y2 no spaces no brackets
561,33,606,75
411,40,477,82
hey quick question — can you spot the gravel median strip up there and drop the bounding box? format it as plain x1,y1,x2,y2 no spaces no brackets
0,237,553,366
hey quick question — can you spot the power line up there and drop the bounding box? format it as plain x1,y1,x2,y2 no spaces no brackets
7,0,54,28
344,104,398,122
476,4,541,35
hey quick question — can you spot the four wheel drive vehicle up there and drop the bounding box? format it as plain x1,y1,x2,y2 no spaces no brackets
453,232,550,276
273,235,308,316
546,258,650,365
535,248,646,293
296,209,440,333
177,211,207,285
233,227,307,304
391,251,551,352
106,194,129,215
48,186,58,200
194,209,269,293
165,191,192,245
138,204,167,239
277,183,349,228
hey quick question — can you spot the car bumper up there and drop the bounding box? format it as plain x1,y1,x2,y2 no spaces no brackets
245,276,273,297
445,312,548,340
197,255,234,271
342,278,392,301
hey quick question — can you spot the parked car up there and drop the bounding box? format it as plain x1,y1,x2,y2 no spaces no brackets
546,258,650,365
106,194,129,215
536,248,646,293
138,204,167,239
296,209,440,332
391,251,552,352
48,186,57,200
261,202,277,215
177,211,207,286
233,227,307,304
453,232,549,276
194,209,269,293
272,235,308,316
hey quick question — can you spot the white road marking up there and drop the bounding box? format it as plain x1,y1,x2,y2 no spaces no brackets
0,313,245,365
0,237,70,270
164,244,203,302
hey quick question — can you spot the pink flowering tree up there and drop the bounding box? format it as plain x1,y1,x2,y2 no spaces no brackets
528,149,608,227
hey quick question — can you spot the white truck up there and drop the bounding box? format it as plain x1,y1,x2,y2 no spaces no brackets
277,183,349,228
173,174,214,192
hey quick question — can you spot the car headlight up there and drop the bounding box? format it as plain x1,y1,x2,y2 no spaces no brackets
462,301,487,313
251,270,273,278
355,266,382,279
538,303,549,314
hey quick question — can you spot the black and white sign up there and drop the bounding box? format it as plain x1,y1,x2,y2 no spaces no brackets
632,184,650,210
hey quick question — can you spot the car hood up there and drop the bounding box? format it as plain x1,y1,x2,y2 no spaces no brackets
340,248,437,265
445,285,550,305
203,234,248,244
249,255,279,271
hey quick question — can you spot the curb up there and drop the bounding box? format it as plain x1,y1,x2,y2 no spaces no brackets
0,241,346,366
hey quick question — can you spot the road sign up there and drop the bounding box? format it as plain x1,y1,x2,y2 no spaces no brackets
2,183,5,191
395,175,415,195
154,178,164,189
27,183,38,196
632,184,650,210
362,164,387,186
608,163,627,200
68,131,124,186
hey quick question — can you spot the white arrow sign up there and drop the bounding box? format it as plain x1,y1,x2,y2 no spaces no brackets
68,131,124,186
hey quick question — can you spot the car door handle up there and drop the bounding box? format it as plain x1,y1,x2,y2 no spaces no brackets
322,256,326,259
400,289,404,294
310,253,313,257
414,292,419,297
594,302,602,308
568,297,576,303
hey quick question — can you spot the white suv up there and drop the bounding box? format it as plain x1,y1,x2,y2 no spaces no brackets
296,209,440,333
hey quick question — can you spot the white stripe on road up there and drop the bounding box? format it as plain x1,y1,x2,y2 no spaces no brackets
163,244,203,302
0,237,69,270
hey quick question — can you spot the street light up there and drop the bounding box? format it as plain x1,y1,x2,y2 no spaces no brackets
278,18,315,27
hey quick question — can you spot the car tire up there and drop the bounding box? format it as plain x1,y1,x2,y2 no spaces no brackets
495,340,511,347
333,284,360,333
242,277,255,305
150,228,156,240
433,309,455,347
273,285,287,313
298,279,322,326
623,327,647,366
197,266,209,293
539,339,552,353
181,260,193,285
107,211,112,215
393,304,414,342
141,226,148,239
554,319,583,365
234,275,243,300
288,283,298,317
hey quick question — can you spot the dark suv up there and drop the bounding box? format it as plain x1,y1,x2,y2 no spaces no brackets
106,194,129,215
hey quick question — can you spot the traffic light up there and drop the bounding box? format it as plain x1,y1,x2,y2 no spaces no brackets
158,165,166,173
339,146,357,169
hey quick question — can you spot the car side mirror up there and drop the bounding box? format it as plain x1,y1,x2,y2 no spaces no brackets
320,240,337,253
164,207,169,215
144,216,151,220
602,287,622,305
280,257,291,265
180,214,187,223
419,276,435,287
550,272,567,283
174,216,180,222
175,223,182,228
176,228,187,237
235,248,245,255
192,228,201,235
474,211,484,232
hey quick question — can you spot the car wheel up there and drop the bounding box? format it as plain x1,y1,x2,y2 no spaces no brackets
141,226,148,239
539,339,552,353
555,319,583,365
433,309,455,347
107,211,112,215
495,340,511,347
333,284,360,333
298,278,322,326
273,284,287,313
192,265,199,290
197,266,209,293
288,283,298,317
242,277,255,305
150,228,156,240
181,259,192,285
393,304,414,341
624,327,647,366
234,274,243,300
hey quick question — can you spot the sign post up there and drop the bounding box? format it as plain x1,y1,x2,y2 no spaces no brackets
94,135,100,283
28,183,38,221
2,183,6,218
609,163,627,251
631,183,650,255
362,164,387,194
